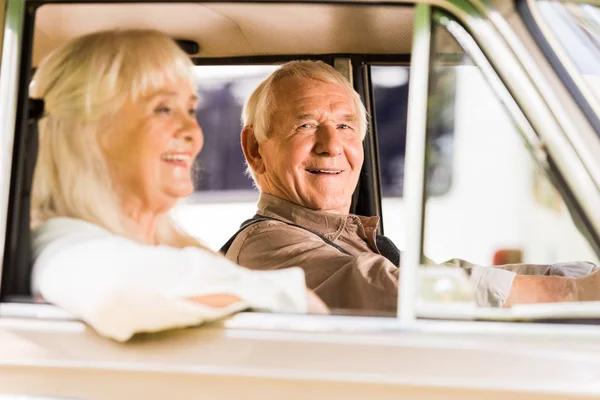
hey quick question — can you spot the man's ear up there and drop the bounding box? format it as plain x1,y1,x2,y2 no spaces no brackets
241,126,265,174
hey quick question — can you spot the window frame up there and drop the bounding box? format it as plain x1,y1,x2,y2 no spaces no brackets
518,0,600,138
0,0,25,297
0,0,599,340
399,3,600,321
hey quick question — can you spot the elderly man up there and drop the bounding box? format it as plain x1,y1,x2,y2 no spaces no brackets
223,60,598,312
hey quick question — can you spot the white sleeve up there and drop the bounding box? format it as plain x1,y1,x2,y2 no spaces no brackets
32,233,308,342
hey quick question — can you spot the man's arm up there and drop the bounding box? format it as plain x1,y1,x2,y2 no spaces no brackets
226,220,399,312
227,221,600,310
504,275,577,307
442,258,598,307
506,268,600,307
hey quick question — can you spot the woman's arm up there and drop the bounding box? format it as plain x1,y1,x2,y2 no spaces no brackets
32,230,311,341
188,290,328,314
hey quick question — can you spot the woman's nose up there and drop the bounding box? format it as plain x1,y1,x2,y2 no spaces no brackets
177,113,204,150
178,113,202,140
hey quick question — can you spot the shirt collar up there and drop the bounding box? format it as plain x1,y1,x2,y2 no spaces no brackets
257,193,380,240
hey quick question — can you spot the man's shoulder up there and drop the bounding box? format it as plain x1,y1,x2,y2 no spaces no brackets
230,217,316,247
224,217,323,263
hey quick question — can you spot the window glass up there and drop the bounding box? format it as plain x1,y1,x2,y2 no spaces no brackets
537,2,600,108
422,15,598,272
192,65,279,192
172,65,277,250
372,66,410,198
372,66,454,247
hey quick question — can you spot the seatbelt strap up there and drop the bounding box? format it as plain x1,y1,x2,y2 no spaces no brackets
219,214,401,267
219,214,351,256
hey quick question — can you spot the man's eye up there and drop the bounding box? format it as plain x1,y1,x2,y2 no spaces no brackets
188,108,196,116
338,124,352,130
299,123,312,129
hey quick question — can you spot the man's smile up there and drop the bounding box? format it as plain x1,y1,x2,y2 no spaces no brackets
306,169,343,175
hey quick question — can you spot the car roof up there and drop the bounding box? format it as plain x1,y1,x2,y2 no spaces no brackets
32,2,415,65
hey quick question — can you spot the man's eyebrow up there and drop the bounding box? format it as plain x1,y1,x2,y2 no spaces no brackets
295,113,358,121
295,114,316,121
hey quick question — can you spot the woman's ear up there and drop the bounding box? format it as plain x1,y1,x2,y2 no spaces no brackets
241,126,265,174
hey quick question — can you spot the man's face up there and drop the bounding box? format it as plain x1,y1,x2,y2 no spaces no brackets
256,77,364,214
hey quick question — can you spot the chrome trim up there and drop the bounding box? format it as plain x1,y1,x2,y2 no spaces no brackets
399,3,430,323
521,0,600,185
0,0,25,293
436,14,545,164
529,0,600,126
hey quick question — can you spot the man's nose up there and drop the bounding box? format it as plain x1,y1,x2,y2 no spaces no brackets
314,124,342,156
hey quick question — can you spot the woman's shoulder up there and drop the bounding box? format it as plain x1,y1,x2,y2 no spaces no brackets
33,217,110,240
32,217,112,259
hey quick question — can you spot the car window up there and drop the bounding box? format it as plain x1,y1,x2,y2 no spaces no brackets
1,0,598,339
421,12,599,271
172,65,277,250
372,65,454,247
372,66,453,199
191,65,279,192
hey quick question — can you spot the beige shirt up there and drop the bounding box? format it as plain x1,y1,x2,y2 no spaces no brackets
226,193,597,312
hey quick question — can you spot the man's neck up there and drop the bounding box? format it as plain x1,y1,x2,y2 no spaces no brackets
259,190,351,215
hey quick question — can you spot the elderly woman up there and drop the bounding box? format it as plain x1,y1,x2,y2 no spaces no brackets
29,29,327,342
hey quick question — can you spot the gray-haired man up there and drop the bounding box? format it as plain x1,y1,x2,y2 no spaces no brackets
223,60,598,312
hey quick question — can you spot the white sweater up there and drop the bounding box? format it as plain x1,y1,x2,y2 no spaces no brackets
31,217,308,341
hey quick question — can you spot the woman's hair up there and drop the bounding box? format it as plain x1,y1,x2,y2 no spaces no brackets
30,29,205,249
242,60,368,185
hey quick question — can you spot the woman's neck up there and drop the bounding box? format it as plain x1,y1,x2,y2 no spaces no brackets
122,200,163,245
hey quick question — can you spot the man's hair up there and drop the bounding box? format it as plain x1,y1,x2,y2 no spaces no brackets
30,29,205,248
242,60,368,185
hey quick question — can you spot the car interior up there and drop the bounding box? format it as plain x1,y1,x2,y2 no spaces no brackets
3,1,599,318
1,1,417,302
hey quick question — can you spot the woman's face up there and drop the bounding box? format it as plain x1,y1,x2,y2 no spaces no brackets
100,80,203,214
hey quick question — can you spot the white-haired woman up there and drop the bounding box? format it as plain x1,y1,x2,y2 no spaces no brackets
29,29,327,342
